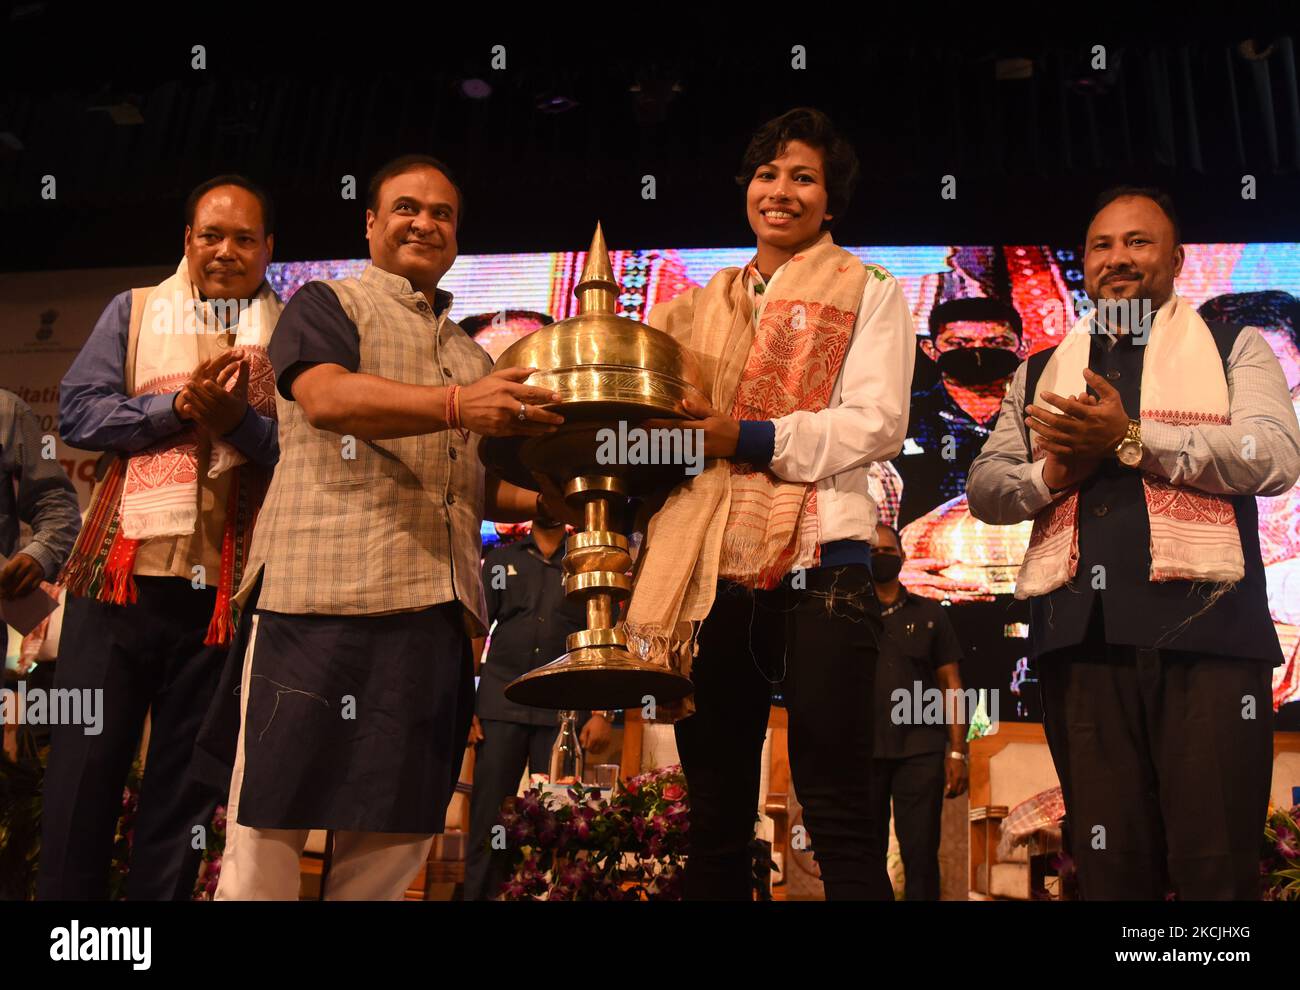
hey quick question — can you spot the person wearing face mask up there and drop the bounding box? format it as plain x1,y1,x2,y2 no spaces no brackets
213,154,580,901
867,523,967,901
968,186,1300,899
630,108,916,900
894,297,1023,528
40,176,282,900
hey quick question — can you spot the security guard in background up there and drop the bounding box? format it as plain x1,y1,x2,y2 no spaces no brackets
464,517,614,900
868,522,969,900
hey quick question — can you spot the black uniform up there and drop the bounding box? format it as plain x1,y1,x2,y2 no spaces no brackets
869,586,964,900
465,533,587,900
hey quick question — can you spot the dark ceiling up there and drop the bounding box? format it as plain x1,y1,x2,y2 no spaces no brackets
2,10,1299,271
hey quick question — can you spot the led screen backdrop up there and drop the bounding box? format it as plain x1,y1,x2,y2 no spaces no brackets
268,244,1300,719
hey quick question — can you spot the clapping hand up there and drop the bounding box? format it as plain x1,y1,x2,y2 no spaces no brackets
1026,370,1129,459
1027,383,1113,491
175,350,250,437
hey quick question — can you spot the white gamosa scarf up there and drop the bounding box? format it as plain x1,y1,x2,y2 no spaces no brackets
1016,295,1243,598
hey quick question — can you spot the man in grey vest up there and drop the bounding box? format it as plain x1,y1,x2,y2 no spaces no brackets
968,187,1300,899
215,154,576,900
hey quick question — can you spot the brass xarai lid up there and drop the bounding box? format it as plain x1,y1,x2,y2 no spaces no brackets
478,224,708,494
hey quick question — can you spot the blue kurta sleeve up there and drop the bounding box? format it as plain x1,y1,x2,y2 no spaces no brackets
59,290,185,453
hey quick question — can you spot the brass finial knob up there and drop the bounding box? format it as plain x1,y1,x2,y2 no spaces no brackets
574,222,619,315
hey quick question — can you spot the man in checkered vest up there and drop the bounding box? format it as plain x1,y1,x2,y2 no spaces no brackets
215,155,576,900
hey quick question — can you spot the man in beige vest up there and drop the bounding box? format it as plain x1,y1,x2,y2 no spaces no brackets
215,154,575,900
41,176,281,900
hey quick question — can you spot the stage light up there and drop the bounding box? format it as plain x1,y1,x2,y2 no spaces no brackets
994,57,1034,82
535,92,578,114
1065,47,1124,96
86,100,143,126
458,78,492,100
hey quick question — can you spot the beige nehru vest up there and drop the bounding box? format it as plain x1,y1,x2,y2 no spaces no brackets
240,265,493,635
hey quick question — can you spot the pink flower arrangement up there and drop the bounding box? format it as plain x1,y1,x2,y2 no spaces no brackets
493,764,690,900
101,759,228,901
1261,804,1300,901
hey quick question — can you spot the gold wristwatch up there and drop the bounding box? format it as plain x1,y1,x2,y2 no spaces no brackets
1115,418,1143,467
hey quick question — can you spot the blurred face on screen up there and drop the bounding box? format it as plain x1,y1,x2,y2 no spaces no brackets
366,166,459,292
920,320,1021,385
184,185,273,301
746,140,831,261
1257,326,1300,393
1083,195,1184,325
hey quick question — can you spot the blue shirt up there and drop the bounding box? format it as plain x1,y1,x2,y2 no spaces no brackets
60,289,278,465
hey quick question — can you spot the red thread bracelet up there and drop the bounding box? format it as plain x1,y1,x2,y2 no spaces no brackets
447,384,468,440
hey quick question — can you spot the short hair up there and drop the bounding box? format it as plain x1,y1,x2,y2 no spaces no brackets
184,174,274,236
735,107,860,230
458,309,554,337
929,296,1024,339
1198,290,1300,346
367,154,465,226
875,522,902,549
1090,185,1181,244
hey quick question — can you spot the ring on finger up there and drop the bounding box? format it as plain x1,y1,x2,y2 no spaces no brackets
518,401,528,421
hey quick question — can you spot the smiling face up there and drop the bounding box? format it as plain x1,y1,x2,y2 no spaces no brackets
366,165,460,291
1083,195,1184,316
745,139,832,262
183,185,273,300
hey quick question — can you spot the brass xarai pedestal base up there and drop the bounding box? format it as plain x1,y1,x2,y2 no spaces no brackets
502,473,693,710
503,645,694,711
